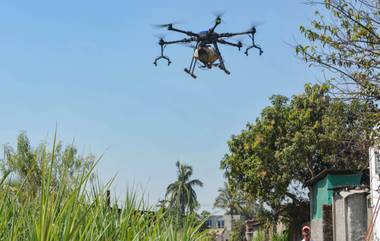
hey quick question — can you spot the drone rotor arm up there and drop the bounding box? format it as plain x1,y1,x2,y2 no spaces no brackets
219,31,253,38
217,39,242,50
167,26,199,37
162,37,196,45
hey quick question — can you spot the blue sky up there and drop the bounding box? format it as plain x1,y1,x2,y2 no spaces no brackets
0,1,321,212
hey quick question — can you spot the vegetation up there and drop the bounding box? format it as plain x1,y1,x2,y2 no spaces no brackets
229,220,247,241
297,0,380,100
1,132,95,197
272,230,289,241
165,161,204,218
0,134,208,241
252,230,265,241
221,83,378,226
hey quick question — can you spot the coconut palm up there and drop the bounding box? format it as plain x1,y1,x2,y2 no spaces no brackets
214,182,244,215
165,161,203,217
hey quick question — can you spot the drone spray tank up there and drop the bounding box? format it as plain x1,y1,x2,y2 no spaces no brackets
193,46,219,68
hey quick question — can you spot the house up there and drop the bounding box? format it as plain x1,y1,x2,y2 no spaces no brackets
206,215,225,229
305,169,368,241
206,215,242,241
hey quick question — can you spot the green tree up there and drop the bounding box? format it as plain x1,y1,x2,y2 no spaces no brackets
165,161,203,218
296,0,380,100
0,132,95,196
221,84,378,227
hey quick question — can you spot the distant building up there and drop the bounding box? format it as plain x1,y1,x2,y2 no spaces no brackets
206,214,242,241
206,215,225,229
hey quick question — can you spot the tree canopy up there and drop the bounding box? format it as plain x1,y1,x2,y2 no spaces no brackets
296,0,380,100
0,132,95,196
221,84,378,222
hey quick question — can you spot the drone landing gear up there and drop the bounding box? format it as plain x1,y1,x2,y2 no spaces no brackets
219,64,230,75
184,56,198,79
154,56,171,66
154,42,172,66
213,43,231,75
245,34,263,56
184,68,197,78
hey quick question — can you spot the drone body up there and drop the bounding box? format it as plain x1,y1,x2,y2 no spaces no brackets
153,16,263,78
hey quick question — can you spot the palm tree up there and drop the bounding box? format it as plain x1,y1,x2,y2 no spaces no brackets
214,182,244,215
165,161,203,217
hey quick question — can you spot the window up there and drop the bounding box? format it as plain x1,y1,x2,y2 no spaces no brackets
217,220,224,228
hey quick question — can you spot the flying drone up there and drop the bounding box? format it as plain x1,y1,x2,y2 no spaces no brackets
153,15,263,78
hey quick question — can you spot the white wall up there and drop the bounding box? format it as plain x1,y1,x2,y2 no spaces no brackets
369,147,380,241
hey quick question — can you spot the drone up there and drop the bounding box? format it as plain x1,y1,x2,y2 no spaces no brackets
153,15,263,78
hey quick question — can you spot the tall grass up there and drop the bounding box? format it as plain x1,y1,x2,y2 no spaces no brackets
0,138,207,241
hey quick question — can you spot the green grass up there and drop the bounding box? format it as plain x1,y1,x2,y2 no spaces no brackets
0,138,207,241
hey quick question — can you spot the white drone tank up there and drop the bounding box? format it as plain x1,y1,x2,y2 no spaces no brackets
193,46,218,66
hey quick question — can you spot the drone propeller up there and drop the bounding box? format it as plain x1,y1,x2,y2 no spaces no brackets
247,21,264,32
154,34,167,46
211,10,225,18
152,20,185,29
154,34,166,40
211,10,225,25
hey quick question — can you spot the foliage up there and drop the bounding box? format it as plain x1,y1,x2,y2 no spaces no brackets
0,135,208,241
296,0,380,100
230,220,247,241
272,230,289,241
221,83,378,222
214,183,261,219
252,230,265,241
165,161,203,218
0,132,95,196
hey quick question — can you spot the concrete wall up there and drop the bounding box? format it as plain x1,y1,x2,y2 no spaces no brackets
223,215,241,241
333,195,345,241
333,190,368,241
347,193,367,241
369,147,380,241
223,215,241,231
311,219,323,241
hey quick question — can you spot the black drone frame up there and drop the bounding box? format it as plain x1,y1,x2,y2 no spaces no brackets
154,17,263,78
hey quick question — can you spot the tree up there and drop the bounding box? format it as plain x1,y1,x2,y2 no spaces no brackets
214,182,244,215
296,0,380,100
165,161,203,218
0,132,95,196
221,84,378,227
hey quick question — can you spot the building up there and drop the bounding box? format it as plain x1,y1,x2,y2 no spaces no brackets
206,215,225,229
332,186,369,241
206,214,242,241
305,169,368,241
369,147,380,241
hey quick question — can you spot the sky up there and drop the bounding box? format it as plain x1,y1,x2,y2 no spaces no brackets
0,1,322,213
